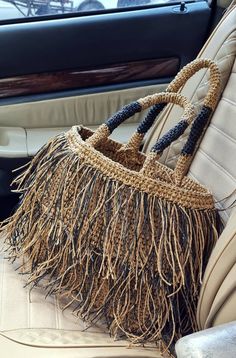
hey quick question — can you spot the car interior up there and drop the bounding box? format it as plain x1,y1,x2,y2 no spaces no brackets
0,0,236,357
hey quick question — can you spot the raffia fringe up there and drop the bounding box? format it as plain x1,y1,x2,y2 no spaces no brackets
0,131,223,356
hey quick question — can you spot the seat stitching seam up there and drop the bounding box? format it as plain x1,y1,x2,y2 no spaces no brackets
221,97,236,107
188,171,227,211
27,279,30,329
208,123,236,145
198,230,236,328
195,149,236,185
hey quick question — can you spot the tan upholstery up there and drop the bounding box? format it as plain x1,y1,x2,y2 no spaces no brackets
0,333,159,358
0,124,139,158
197,208,236,330
0,84,167,129
0,84,166,157
189,56,236,222
0,240,160,357
185,4,236,329
144,5,236,173
143,3,236,331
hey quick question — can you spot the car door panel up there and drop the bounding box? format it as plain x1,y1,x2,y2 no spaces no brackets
0,82,167,156
0,2,210,79
0,57,178,98
0,1,212,158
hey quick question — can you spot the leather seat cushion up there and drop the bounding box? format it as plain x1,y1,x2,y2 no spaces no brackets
197,208,236,329
0,239,160,357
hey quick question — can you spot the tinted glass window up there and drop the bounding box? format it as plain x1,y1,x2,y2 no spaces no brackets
0,0,199,21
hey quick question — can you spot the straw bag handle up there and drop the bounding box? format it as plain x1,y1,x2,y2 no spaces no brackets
141,60,221,185
87,59,220,152
86,92,196,151
124,58,221,152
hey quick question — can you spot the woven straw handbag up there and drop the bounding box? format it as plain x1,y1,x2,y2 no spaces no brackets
1,59,223,355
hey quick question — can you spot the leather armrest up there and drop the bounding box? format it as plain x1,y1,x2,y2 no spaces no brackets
175,321,236,358
0,124,138,158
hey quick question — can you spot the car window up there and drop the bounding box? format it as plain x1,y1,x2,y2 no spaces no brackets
0,0,202,22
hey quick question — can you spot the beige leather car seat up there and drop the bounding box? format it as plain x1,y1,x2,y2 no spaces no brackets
144,3,236,330
1,4,236,358
197,208,236,330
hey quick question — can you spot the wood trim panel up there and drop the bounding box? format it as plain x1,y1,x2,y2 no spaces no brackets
0,58,179,98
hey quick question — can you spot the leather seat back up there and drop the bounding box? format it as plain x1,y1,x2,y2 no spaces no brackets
189,56,236,223
197,208,236,330
144,4,236,220
177,7,236,328
144,4,236,329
